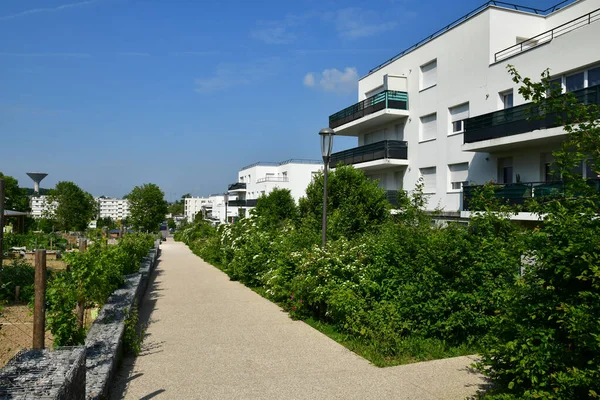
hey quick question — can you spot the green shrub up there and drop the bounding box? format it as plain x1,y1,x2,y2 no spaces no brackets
0,259,36,303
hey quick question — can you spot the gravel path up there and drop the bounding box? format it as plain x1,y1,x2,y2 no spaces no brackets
113,240,487,399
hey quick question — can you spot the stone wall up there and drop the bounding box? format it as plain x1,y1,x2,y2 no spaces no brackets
0,241,160,400
0,346,86,400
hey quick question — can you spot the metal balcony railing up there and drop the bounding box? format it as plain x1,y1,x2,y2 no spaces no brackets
227,199,258,207
463,179,600,211
329,140,408,168
329,90,408,129
256,176,290,183
228,182,247,191
495,8,600,62
464,84,600,144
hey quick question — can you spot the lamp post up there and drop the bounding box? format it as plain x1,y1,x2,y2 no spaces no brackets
224,193,229,224
319,127,335,247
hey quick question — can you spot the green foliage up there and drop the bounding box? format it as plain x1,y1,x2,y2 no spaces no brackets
299,165,389,240
0,259,38,304
475,67,600,399
3,232,68,251
48,181,97,232
45,233,154,346
96,217,117,230
126,183,168,233
123,304,144,356
0,173,30,212
252,188,298,227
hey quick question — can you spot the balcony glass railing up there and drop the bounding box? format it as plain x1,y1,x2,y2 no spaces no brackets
462,179,600,211
329,140,408,168
329,90,408,129
228,182,247,191
464,84,600,144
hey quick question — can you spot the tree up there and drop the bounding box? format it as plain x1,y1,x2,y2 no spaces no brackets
299,165,389,240
126,183,168,233
96,217,117,230
0,172,30,212
252,188,297,227
48,181,96,232
167,193,190,216
478,66,600,399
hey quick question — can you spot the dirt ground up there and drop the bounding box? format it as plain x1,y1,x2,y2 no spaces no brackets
0,303,54,367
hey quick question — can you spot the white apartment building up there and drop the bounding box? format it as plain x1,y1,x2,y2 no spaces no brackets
227,159,323,219
184,197,212,222
30,195,57,218
97,197,130,220
327,0,600,219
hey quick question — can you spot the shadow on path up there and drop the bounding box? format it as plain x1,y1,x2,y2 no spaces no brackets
110,259,165,399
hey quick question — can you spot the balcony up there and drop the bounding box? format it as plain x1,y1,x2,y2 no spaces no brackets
228,199,258,207
463,84,600,152
228,182,247,192
330,140,408,171
462,179,600,211
256,176,289,184
328,90,409,136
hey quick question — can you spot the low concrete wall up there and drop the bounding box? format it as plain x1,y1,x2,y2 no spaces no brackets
0,346,86,400
0,241,160,400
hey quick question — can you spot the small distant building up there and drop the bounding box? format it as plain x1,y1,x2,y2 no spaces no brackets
184,197,212,222
96,197,130,220
30,195,57,219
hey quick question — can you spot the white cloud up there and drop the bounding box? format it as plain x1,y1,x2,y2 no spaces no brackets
250,22,296,44
303,73,316,87
0,0,100,21
325,8,397,40
304,67,358,94
194,57,282,93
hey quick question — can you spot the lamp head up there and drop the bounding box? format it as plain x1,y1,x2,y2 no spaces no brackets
319,128,335,159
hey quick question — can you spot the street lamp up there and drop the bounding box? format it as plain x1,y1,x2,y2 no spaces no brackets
319,127,335,247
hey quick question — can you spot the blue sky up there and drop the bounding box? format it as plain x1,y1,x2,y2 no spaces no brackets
0,0,557,201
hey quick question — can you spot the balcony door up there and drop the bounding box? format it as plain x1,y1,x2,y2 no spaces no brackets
498,157,513,184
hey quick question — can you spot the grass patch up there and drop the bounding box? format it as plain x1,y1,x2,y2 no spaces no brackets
245,285,475,367
302,317,475,367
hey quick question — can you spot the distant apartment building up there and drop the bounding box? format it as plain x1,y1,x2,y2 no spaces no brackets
184,197,212,222
30,195,57,218
97,197,130,220
325,0,600,219
226,159,323,219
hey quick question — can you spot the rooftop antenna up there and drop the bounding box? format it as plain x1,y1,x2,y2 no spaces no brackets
26,172,48,194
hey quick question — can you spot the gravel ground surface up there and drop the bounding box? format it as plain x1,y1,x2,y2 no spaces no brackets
113,240,487,400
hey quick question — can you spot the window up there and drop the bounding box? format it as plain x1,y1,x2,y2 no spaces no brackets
566,72,584,92
449,103,469,134
588,67,600,87
420,59,437,90
420,113,437,141
502,91,513,109
420,167,436,193
548,78,563,94
449,163,468,191
497,157,513,184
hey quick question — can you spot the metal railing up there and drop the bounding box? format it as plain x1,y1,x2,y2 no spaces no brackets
329,90,408,129
464,84,600,143
228,182,247,191
256,176,290,183
367,0,574,76
495,8,600,62
329,140,408,168
241,159,322,171
463,179,600,211
227,199,258,207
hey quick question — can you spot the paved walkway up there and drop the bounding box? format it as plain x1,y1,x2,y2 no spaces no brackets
113,240,487,399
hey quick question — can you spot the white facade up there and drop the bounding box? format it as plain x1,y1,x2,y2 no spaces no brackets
97,197,130,220
184,197,212,222
30,195,57,218
227,159,323,219
328,0,600,217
